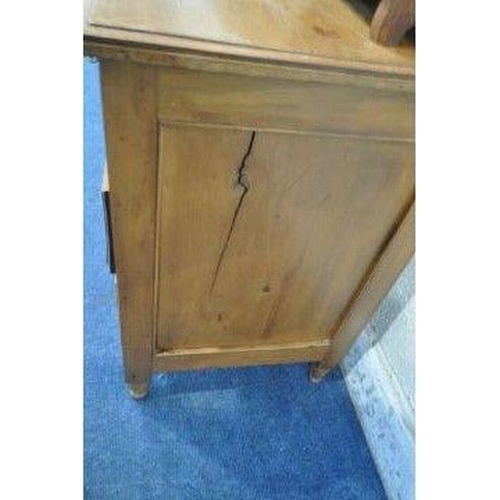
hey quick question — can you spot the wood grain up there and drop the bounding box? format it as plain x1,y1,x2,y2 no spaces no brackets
100,62,158,387
157,68,414,141
85,0,414,76
155,125,414,354
154,340,330,372
316,201,415,376
371,0,415,46
84,41,414,91
87,0,415,384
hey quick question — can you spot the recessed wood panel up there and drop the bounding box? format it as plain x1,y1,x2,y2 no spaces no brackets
155,125,414,352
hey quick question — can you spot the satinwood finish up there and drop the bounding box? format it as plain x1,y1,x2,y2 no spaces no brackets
85,0,415,397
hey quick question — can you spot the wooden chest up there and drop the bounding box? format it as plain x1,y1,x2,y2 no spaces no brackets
85,0,415,398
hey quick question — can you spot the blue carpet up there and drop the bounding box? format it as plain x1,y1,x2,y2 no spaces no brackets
84,59,387,500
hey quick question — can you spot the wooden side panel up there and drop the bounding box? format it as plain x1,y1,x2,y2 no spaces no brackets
318,202,415,372
157,68,414,140
100,62,158,385
156,125,414,353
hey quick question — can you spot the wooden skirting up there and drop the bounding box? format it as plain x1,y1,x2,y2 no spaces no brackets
154,340,331,372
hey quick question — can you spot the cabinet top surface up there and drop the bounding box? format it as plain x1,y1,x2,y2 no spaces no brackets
84,0,414,77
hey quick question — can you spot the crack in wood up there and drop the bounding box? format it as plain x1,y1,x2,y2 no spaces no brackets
210,131,256,292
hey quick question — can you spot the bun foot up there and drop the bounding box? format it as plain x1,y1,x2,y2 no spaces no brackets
127,382,149,400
